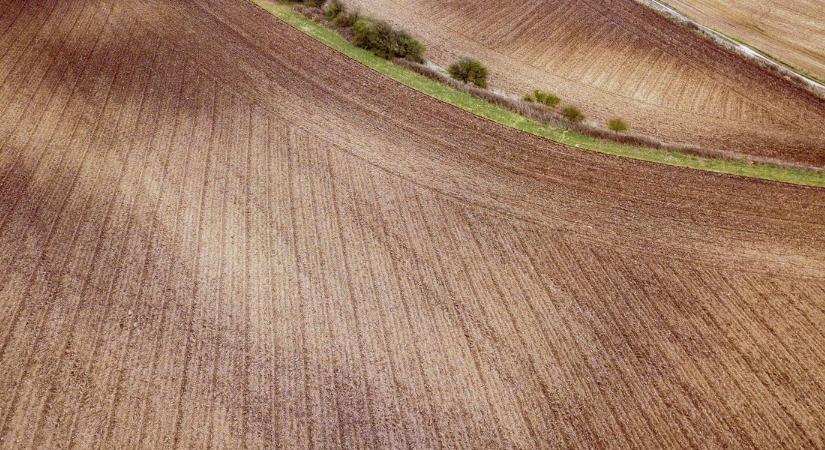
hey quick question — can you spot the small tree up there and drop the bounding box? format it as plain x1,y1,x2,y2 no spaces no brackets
607,118,628,132
448,58,488,88
562,106,584,123
395,32,425,63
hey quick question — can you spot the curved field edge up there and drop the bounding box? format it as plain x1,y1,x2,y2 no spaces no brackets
251,0,825,188
644,0,825,95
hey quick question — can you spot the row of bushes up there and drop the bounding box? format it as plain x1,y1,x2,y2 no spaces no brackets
298,1,629,133
303,0,490,88
351,17,425,62
525,90,585,125
525,89,628,131
400,58,661,152
302,0,426,62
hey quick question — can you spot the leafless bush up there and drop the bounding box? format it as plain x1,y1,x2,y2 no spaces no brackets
294,5,327,23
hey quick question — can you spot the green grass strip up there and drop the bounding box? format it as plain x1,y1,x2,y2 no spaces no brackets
253,0,825,188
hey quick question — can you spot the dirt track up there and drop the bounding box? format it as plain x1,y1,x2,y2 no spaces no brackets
668,0,825,83
1,0,825,447
348,0,825,168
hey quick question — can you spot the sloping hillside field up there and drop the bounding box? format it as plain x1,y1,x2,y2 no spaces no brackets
1,0,825,447
348,0,825,168
668,0,825,83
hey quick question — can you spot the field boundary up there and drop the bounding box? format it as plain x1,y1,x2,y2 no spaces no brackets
638,0,825,99
251,0,825,188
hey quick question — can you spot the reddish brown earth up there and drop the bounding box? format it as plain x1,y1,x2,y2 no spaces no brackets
0,0,825,447
669,0,825,83
349,0,825,168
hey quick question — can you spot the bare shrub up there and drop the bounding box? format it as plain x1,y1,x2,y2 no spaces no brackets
332,10,359,28
294,4,326,22
562,106,584,123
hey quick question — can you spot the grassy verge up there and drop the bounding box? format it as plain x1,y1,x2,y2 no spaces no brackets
253,0,825,188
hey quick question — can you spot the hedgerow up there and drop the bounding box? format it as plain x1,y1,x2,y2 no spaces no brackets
352,18,425,62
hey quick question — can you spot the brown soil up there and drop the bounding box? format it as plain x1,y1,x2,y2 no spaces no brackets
0,0,824,447
668,0,825,83
348,0,825,168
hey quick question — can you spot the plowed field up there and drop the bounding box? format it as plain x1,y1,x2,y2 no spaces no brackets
1,0,824,447
668,0,825,83
348,0,825,168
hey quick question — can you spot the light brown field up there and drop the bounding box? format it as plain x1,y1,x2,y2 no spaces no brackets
348,0,825,168
1,0,825,448
668,0,825,82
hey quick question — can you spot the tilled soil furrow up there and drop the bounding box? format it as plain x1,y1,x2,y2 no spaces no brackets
0,0,824,447
59,54,192,450
0,13,125,436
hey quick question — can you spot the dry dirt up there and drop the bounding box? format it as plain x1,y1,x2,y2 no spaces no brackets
668,0,825,83
348,0,825,168
1,0,825,448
